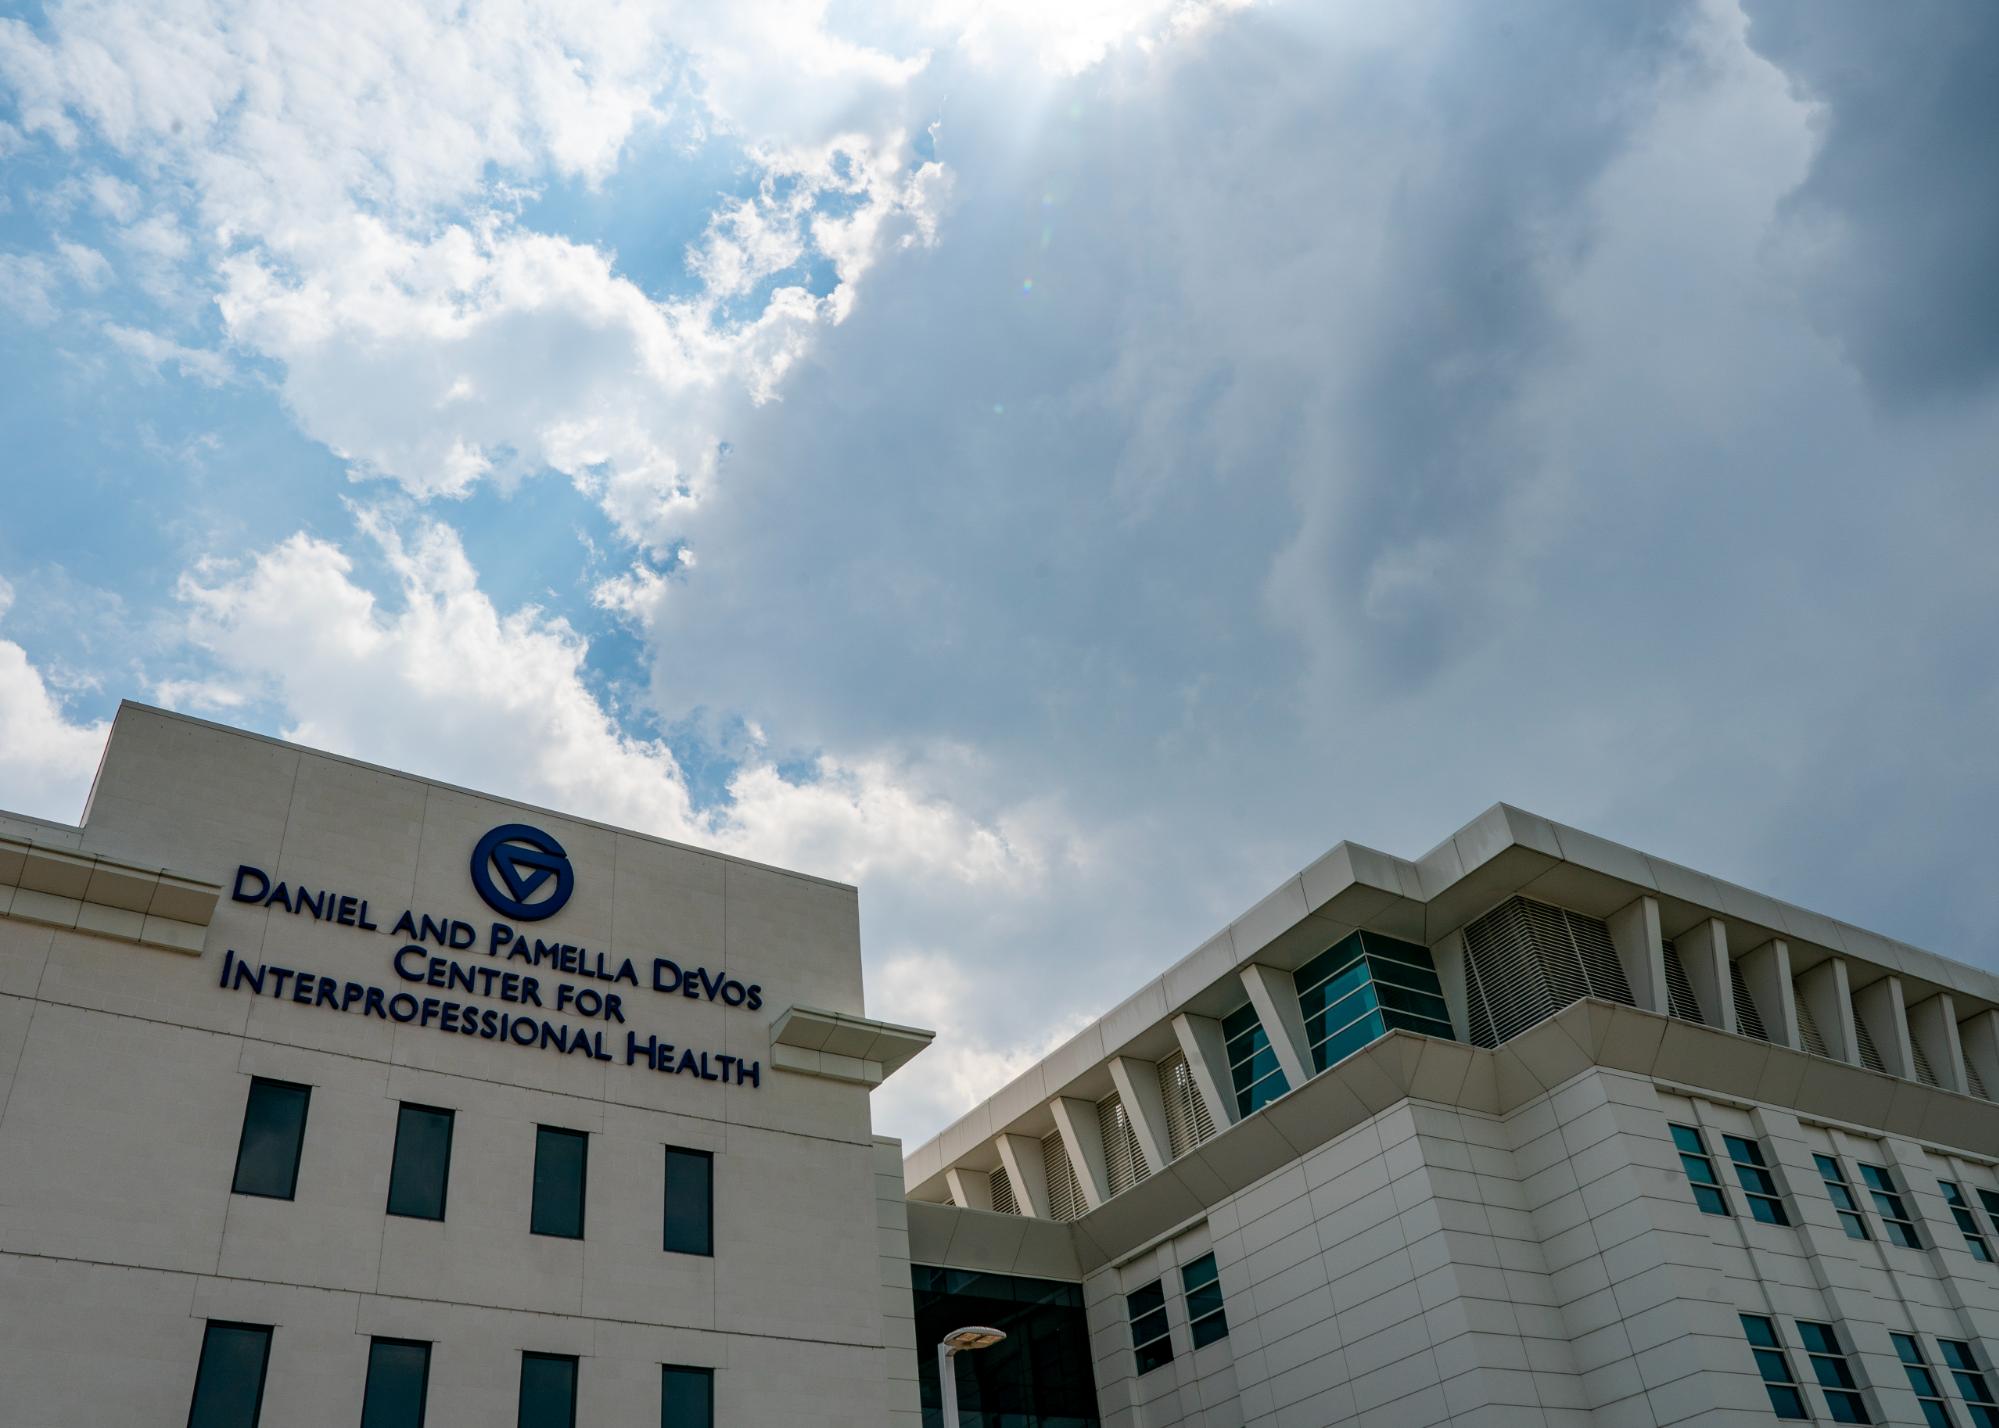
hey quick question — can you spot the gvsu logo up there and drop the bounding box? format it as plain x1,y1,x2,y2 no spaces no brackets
470,824,574,922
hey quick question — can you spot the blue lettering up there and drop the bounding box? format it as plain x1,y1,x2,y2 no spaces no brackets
393,946,427,981
653,959,681,992
448,920,475,949
391,910,417,938
389,993,419,1023
231,866,271,904
294,886,324,920
736,1059,760,1088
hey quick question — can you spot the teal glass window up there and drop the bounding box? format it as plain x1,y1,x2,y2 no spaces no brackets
1127,1281,1172,1374
1893,1334,1957,1428
232,1078,311,1200
1741,1314,1808,1419
1816,1154,1872,1240
1799,1320,1871,1423
1670,1124,1731,1217
1978,1188,1999,1225
1293,933,1452,1075
1181,1253,1228,1349
1221,1004,1287,1117
531,1127,588,1239
1941,1181,1994,1262
1941,1340,1999,1428
518,1353,577,1428
386,1105,454,1221
1858,1163,1921,1248
661,1365,713,1427
188,1321,272,1428
1723,1134,1789,1225
663,1147,713,1257
360,1338,431,1428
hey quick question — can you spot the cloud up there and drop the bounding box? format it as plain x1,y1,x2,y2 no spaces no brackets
102,321,233,384
0,578,109,822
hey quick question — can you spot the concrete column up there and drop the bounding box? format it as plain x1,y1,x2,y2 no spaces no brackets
1962,1010,1999,1102
1907,992,1968,1093
1430,928,1472,1042
1738,939,1800,1050
1239,962,1314,1093
1609,895,1667,1014
1171,1012,1239,1129
1853,974,1914,1078
1107,1056,1170,1175
944,1166,994,1212
995,1132,1053,1219
1676,917,1733,1032
1050,1097,1112,1211
1796,957,1857,1063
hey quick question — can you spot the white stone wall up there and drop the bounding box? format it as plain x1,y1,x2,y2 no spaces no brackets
0,708,908,1426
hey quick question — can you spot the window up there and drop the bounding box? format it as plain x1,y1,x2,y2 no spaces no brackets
232,1078,311,1200
360,1339,431,1428
1127,1280,1173,1374
661,1365,714,1428
1941,1340,1999,1428
187,1322,273,1428
1181,1253,1228,1349
1723,1135,1790,1226
1858,1163,1922,1248
1741,1314,1807,1419
1798,1320,1871,1423
517,1353,577,1428
1671,1124,1731,1217
1221,1003,1288,1118
1978,1188,1999,1227
386,1105,454,1221
1942,1182,1995,1262
663,1147,713,1256
1292,932,1454,1074
531,1127,588,1239
1893,1334,1957,1428
1816,1155,1872,1240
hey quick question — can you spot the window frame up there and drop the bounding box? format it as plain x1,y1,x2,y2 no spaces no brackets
517,1351,579,1428
1221,1003,1287,1118
1940,1340,1999,1428
231,1077,312,1201
662,1145,714,1258
1740,1313,1808,1420
360,1337,433,1428
1797,1318,1872,1424
186,1320,274,1428
1127,1279,1173,1375
385,1104,456,1222
1721,1134,1790,1226
530,1126,589,1240
1670,1123,1732,1218
1180,1253,1228,1349
1857,1162,1922,1248
1941,1181,1995,1262
660,1364,715,1428
1816,1154,1873,1240
1892,1333,1957,1428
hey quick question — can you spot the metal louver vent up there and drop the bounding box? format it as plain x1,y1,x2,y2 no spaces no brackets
1460,897,1633,1048
1157,1051,1215,1160
1910,1035,1941,1088
1661,939,1705,1024
1041,1130,1083,1222
1795,988,1830,1058
1850,998,1887,1073
1729,961,1770,1041
989,1164,1018,1216
1968,1058,1991,1101
1098,1091,1147,1197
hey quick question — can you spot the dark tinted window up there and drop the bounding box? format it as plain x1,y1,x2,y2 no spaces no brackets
517,1353,577,1428
911,1264,1098,1426
661,1365,714,1428
232,1079,310,1200
663,1147,713,1257
187,1321,272,1428
360,1339,431,1428
386,1106,455,1221
531,1128,587,1239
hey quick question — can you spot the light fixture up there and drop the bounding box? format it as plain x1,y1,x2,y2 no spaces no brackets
938,1324,1007,1422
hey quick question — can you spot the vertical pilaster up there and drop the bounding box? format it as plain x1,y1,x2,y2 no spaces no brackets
1797,957,1858,1063
1051,1097,1112,1211
1239,962,1314,1094
1739,938,1800,1050
1962,1010,1999,1102
995,1132,1052,1219
1107,1056,1171,1175
1676,917,1734,1032
944,1166,994,1211
1609,895,1667,1014
1853,974,1914,1078
1907,992,1968,1093
1430,928,1472,1042
1171,1012,1239,1130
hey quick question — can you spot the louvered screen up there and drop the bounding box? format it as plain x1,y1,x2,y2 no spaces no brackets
1968,1058,1991,1101
1461,897,1631,1048
1041,1131,1082,1222
1910,1035,1941,1087
1098,1092,1147,1197
1851,998,1887,1073
1157,1051,1214,1160
1795,988,1830,1057
1660,939,1705,1024
1729,961,1770,1041
989,1165,1018,1216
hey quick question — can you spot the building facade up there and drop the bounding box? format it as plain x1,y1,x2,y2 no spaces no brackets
0,704,932,1426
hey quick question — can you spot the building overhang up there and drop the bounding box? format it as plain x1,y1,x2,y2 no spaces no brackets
0,832,219,954
771,1005,935,1087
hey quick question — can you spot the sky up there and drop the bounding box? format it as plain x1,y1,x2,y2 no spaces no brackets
1,0,1996,1146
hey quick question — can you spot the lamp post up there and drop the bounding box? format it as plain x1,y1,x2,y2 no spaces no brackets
937,1325,1006,1424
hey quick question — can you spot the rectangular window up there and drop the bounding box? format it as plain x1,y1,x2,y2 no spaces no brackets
1741,1314,1808,1420
660,1365,714,1428
1941,1340,1999,1428
1181,1253,1228,1349
517,1352,577,1428
1221,1003,1288,1118
187,1322,272,1428
1977,1188,1999,1226
1127,1280,1173,1375
1671,1124,1731,1217
386,1105,455,1222
232,1078,311,1200
1723,1135,1790,1225
1942,1182,1995,1262
531,1127,588,1239
1816,1154,1872,1240
1799,1319,1871,1423
662,1147,713,1257
360,1338,431,1428
1858,1163,1922,1248
1893,1334,1957,1428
